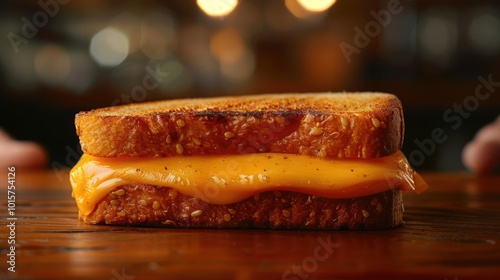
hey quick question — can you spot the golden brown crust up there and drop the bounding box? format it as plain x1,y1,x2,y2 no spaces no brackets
82,185,404,230
75,93,404,159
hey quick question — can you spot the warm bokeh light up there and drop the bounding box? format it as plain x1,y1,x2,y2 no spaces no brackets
180,25,218,89
418,8,457,67
300,32,348,89
420,18,454,58
210,27,245,64
468,12,500,56
197,0,238,17
35,44,70,86
90,27,129,67
157,58,194,95
297,0,336,12
140,11,176,59
220,50,255,85
210,27,254,84
109,12,142,54
3,44,38,91
286,0,312,19
64,51,96,93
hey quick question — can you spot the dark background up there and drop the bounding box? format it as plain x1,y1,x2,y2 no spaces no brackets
0,0,499,171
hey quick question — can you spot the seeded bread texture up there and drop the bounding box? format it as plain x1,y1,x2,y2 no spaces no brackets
75,93,404,159
82,185,403,230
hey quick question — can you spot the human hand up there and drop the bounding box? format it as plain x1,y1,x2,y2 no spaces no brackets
0,128,48,170
462,116,500,175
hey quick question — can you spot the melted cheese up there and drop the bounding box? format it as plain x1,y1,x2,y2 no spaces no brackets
70,151,428,216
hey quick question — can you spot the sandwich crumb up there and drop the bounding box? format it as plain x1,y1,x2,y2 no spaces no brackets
223,214,231,222
376,202,383,212
341,117,348,129
193,138,201,146
310,127,323,136
362,210,370,218
191,210,203,217
162,220,177,226
166,134,172,144
176,119,185,127
138,199,148,206
176,144,184,154
110,200,120,206
224,131,235,139
371,117,380,128
113,189,125,196
330,131,340,138
317,148,327,158
228,208,236,215
152,201,160,210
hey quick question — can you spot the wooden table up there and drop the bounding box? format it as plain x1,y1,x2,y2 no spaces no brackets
1,170,499,280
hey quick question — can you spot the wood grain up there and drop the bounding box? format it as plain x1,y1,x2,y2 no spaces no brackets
1,170,499,280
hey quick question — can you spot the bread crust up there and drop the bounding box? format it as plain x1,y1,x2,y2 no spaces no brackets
75,93,404,159
82,185,403,230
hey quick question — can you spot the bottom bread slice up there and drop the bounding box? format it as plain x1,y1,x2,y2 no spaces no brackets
81,185,404,230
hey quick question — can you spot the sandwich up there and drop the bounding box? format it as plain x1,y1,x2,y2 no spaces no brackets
70,93,428,230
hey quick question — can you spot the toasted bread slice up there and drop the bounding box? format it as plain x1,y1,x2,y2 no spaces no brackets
84,185,403,230
75,93,404,158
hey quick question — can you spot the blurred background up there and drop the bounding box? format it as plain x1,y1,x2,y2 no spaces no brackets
0,0,499,171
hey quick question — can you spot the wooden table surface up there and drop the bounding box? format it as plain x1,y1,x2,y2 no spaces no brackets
1,170,499,280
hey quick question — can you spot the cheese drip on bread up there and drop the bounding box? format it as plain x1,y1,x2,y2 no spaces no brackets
70,151,428,216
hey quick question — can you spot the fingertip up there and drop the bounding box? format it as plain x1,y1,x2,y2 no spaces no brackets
23,141,49,168
0,141,49,170
475,123,500,143
463,141,500,175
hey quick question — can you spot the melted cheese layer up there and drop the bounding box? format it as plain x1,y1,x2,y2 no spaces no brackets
70,151,428,216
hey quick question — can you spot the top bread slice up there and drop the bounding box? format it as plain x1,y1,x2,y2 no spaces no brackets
75,92,404,159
